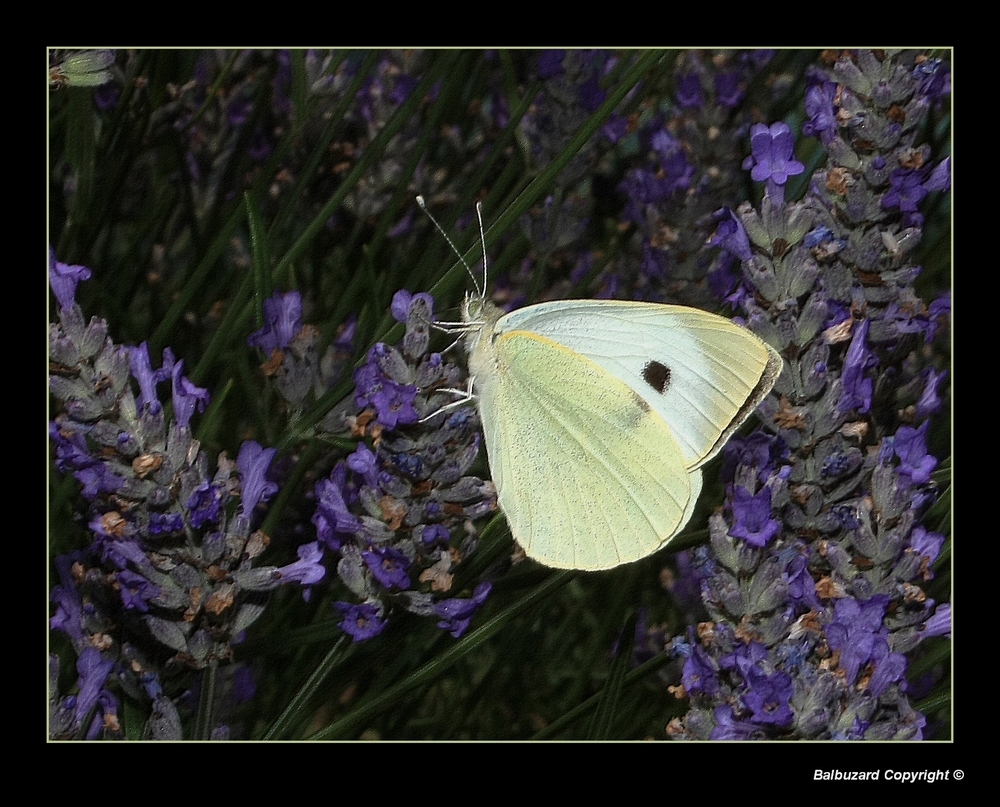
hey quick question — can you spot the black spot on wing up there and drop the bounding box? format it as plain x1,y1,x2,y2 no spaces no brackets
642,360,671,394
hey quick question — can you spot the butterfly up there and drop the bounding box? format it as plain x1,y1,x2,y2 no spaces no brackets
422,198,782,570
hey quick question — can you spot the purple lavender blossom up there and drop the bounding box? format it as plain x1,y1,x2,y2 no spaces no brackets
186,480,226,528
346,443,380,488
680,639,720,697
353,344,420,429
742,121,805,199
709,208,753,263
362,545,412,590
882,168,928,214
741,665,794,727
49,248,92,310
313,470,364,550
171,360,210,429
889,422,938,487
709,705,763,740
275,541,326,585
129,342,170,414
336,601,388,641
921,603,951,640
713,71,743,108
390,289,434,323
802,81,838,144
537,50,565,79
838,319,876,414
237,440,279,518
71,648,116,736
825,596,892,686
248,290,303,353
676,72,703,109
433,582,492,638
727,486,781,548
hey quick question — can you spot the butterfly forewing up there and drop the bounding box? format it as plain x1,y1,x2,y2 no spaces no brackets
501,300,780,471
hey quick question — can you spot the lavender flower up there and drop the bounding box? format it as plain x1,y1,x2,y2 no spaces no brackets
49,254,320,739
666,49,950,740
310,290,496,641
247,290,332,409
742,121,805,200
336,601,388,642
433,581,493,638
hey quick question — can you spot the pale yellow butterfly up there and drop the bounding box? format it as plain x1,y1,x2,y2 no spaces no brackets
421,198,782,571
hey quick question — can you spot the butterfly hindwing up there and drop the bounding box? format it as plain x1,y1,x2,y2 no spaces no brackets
474,324,694,570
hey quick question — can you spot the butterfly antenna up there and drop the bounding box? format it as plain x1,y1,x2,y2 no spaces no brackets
416,195,483,299
475,201,488,297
